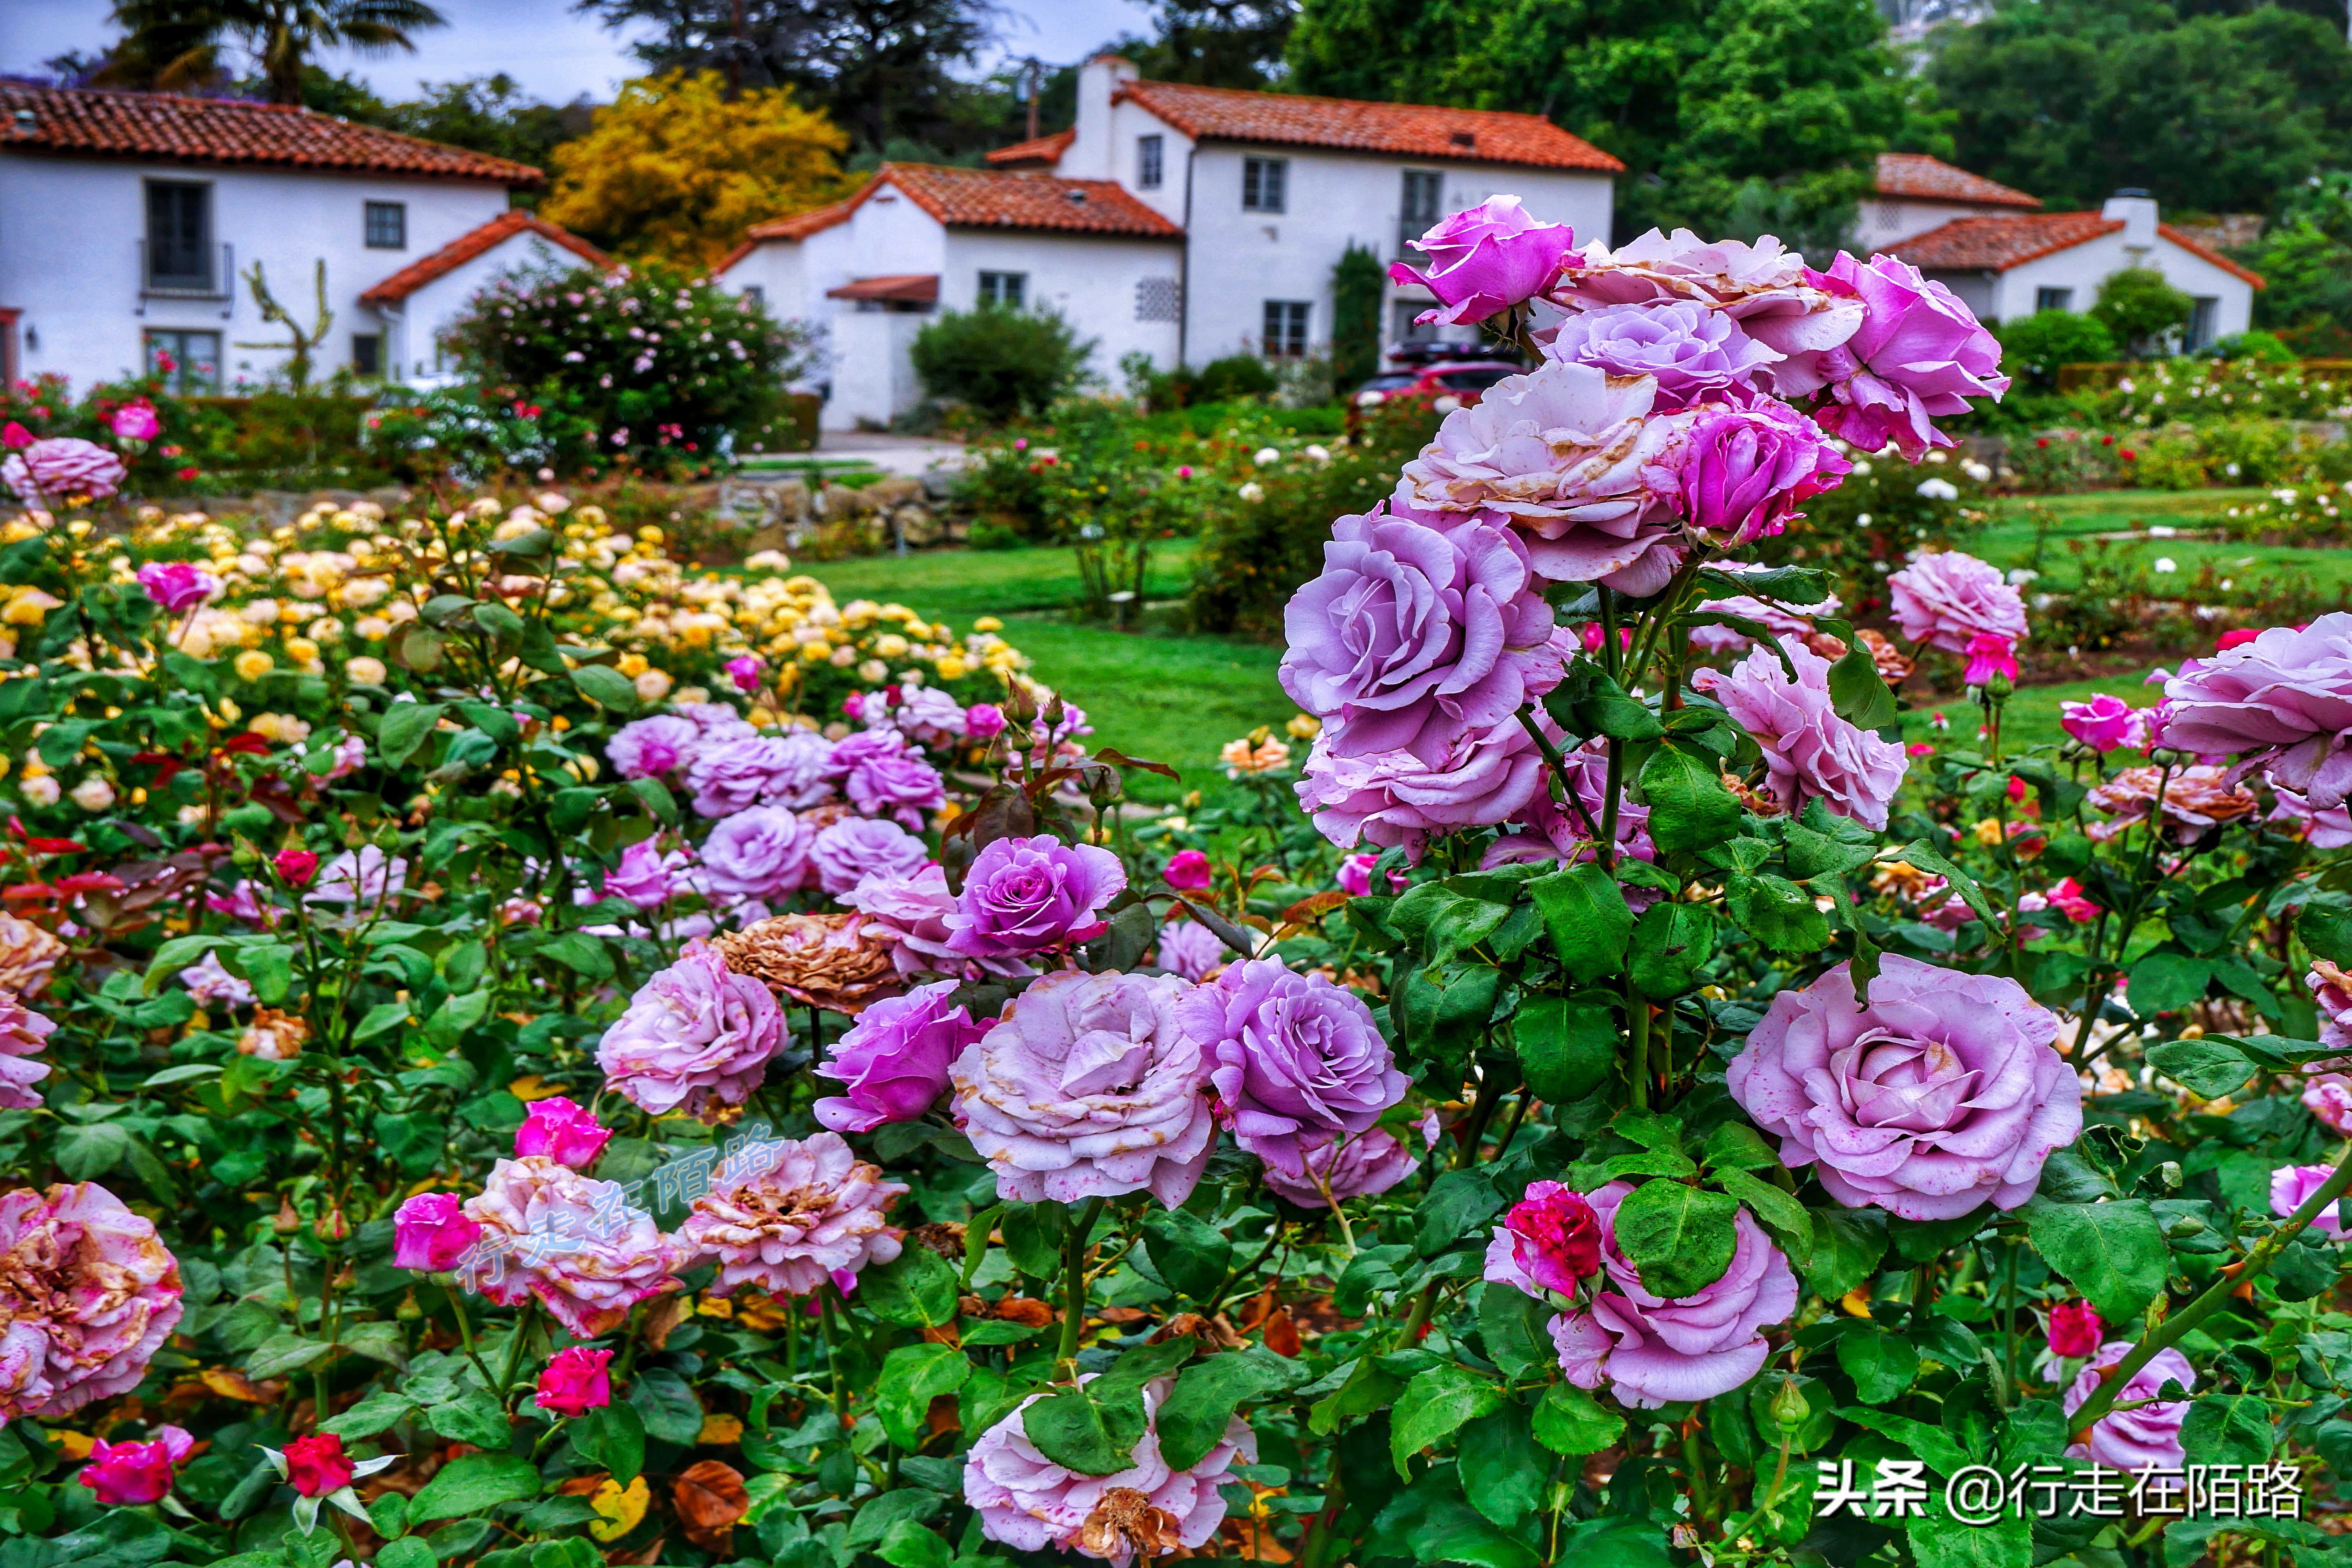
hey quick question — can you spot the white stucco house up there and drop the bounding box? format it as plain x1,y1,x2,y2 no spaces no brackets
1878,172,2263,346
718,54,1621,430
1860,153,2044,248
0,84,606,391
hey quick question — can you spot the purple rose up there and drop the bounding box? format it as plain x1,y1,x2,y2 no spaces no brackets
1176,958,1406,1176
1687,566,1842,656
2162,615,2352,808
886,686,969,745
2306,1074,2352,1133
596,940,787,1116
2267,783,2352,848
2063,1342,2194,1470
2060,694,2135,753
949,969,1215,1206
608,715,700,780
828,729,946,829
944,833,1127,961
1543,301,1778,405
2271,1163,2349,1236
1399,362,1685,594
1260,1126,1420,1208
1661,402,1850,547
844,864,969,978
1279,500,1561,765
136,562,219,615
602,838,674,909
966,703,1007,739
688,735,812,817
1728,954,2082,1220
1388,196,1577,326
807,817,929,896
1297,714,1553,857
4,437,126,505
814,978,984,1134
699,806,812,901
1508,1180,1798,1408
1790,252,2008,458
2313,962,2352,1053
1551,229,1865,362
1889,550,2027,655
1699,637,1908,829
1152,918,1226,980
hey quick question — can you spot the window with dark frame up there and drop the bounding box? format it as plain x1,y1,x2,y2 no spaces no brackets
144,329,221,393
978,271,1027,308
2187,296,2221,350
145,180,211,290
1263,299,1310,358
1399,169,1443,256
364,201,407,249
1138,135,1164,189
351,334,384,377
2034,286,2074,313
1243,157,1287,213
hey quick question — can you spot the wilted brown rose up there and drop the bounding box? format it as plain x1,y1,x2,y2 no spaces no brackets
1079,1488,1179,1559
1871,859,1940,898
237,1007,309,1060
0,913,65,996
1723,771,1783,816
1858,628,1915,682
714,913,901,1014
906,1221,965,1260
2086,765,2258,843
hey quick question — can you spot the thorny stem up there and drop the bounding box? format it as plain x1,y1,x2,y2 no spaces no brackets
1057,1196,1107,1366
497,1299,540,1409
1626,979,1652,1110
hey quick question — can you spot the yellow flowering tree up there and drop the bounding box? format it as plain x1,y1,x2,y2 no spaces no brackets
540,71,851,271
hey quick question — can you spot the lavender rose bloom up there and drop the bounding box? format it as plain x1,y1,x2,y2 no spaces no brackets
1278,499,1561,763
1297,715,1554,856
699,806,813,901
1152,918,1226,981
828,729,947,829
1387,196,1577,326
1543,300,1779,405
1399,361,1686,593
1261,1127,1421,1209
136,562,220,615
687,736,808,818
602,838,674,909
596,940,786,1116
815,978,985,1134
1728,954,2082,1220
1660,401,1850,547
1700,637,1909,829
608,715,700,780
844,864,972,978
2064,1342,2195,1470
950,969,1215,1207
1783,252,2009,458
2271,1163,2350,1236
2313,960,2352,1051
1176,958,1407,1177
1889,550,2028,655
0,994,55,1110
945,833,1127,961
2162,615,2352,808
1516,1180,1798,1408
808,816,929,896
1550,229,1865,361
4,437,127,505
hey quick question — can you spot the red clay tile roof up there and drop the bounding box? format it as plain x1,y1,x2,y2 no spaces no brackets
986,128,1075,168
734,165,1181,248
825,274,940,303
0,83,541,185
1885,213,2125,272
2158,223,2266,289
1112,79,1622,173
1873,153,2039,210
359,212,610,308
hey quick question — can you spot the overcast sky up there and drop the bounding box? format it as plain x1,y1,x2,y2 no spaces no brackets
0,0,1154,104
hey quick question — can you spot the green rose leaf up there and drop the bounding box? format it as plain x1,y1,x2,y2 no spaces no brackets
2021,1197,2167,1323
1391,1365,1503,1478
1612,1180,1738,1298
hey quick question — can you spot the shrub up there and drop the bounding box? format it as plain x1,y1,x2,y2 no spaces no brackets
2091,266,2194,355
2003,426,2129,492
1996,309,2116,391
2208,328,2297,362
908,303,1096,423
1330,243,1385,392
439,260,813,475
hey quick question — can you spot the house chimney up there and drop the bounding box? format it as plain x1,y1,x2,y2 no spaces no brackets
1069,55,1139,180
2101,188,2159,251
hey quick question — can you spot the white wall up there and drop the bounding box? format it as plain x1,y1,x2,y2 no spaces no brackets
1860,196,2031,251
943,230,1181,386
1985,232,2254,340
827,312,928,432
395,232,610,380
0,154,508,390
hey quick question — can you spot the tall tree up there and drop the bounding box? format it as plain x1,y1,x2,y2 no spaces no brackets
573,0,995,156
537,70,849,270
1106,0,1300,89
107,0,450,105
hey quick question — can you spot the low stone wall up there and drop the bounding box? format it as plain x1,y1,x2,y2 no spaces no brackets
721,470,967,555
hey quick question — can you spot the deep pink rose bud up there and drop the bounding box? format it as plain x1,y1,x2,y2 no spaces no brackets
1162,849,1212,891
1388,196,1577,326
136,561,220,615
1964,633,2019,686
111,401,161,442
2060,694,2134,753
513,1096,611,1169
80,1425,195,1505
724,654,764,694
2047,1301,2103,1357
393,1191,483,1272
0,423,29,450
965,703,1006,739
282,1433,353,1497
1503,1180,1604,1294
534,1346,613,1417
273,849,319,888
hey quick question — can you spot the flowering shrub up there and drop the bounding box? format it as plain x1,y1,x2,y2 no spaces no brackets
12,205,2352,1568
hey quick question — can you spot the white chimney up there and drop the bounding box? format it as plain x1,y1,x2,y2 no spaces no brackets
1067,55,1139,180
2101,189,2160,251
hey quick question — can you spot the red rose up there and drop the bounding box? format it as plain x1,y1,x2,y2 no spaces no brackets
282,1433,353,1497
2047,1299,2103,1357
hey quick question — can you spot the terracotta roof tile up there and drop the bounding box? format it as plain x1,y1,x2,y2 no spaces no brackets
2158,223,2266,289
1873,153,2039,210
743,195,861,243
825,274,939,303
738,165,1181,247
359,212,610,308
1114,79,1622,172
0,83,540,185
986,128,1075,168
1885,213,2125,272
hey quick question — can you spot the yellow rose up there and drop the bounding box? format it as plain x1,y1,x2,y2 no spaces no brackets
233,650,274,682
618,653,650,676
284,638,320,665
935,657,969,681
873,633,910,659
973,615,1004,633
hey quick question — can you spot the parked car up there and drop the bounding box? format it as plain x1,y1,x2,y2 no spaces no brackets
1352,358,1521,410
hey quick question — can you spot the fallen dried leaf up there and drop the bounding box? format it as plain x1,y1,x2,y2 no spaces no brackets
673,1459,749,1552
587,1475,649,1543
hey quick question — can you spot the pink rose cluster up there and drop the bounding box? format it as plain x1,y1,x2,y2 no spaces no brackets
1287,216,2005,858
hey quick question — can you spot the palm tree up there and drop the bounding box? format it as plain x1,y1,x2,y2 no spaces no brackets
108,0,450,104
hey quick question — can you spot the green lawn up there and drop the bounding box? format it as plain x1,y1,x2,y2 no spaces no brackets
1964,488,2352,595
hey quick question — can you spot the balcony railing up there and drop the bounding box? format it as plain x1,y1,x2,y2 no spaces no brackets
138,241,234,317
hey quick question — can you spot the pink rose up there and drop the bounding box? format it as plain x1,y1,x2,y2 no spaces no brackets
282,1433,354,1497
0,1182,185,1423
1889,550,2027,655
3,437,127,505
2306,1073,2352,1134
2061,694,2135,753
1794,252,2009,458
1162,848,1212,891
1964,633,2019,685
136,561,219,614
534,1346,613,1417
1388,196,1577,326
392,1191,483,1272
2064,1342,2194,1470
2272,1163,2348,1236
81,1424,195,1504
110,400,161,443
813,978,981,1134
2046,1301,2103,1358
513,1096,611,1169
